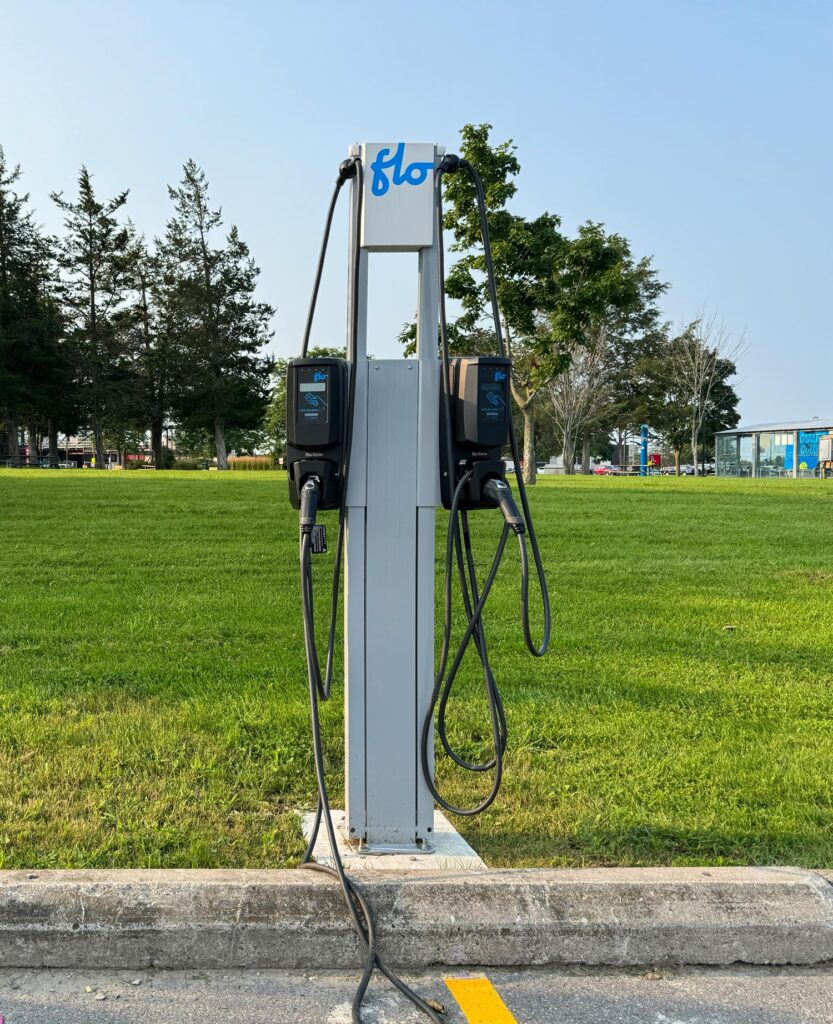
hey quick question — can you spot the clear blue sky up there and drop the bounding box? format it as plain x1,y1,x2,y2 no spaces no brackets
3,0,831,424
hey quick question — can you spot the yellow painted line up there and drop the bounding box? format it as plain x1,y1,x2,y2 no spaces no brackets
444,975,519,1024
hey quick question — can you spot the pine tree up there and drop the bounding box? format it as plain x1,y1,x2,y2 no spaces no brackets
121,232,173,468
0,146,36,463
0,146,72,466
51,167,132,467
157,160,273,469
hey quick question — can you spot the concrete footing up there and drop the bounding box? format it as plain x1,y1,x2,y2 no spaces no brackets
1,866,832,970
299,809,487,871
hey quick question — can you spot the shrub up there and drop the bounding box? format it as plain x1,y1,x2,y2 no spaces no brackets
228,456,271,471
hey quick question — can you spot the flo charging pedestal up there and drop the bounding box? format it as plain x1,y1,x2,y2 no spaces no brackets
290,142,550,1020
301,143,482,866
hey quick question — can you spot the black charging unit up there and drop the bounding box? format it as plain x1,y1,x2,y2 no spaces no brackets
286,357,348,513
440,354,522,527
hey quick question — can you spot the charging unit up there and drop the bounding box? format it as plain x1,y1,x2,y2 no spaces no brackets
286,358,348,512
288,143,550,1023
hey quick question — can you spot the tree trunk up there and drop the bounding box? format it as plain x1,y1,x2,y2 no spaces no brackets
691,419,699,476
8,410,19,465
48,420,59,468
521,404,536,485
562,434,576,475
151,416,164,469
94,418,105,469
581,436,591,475
28,422,39,465
615,430,625,469
215,420,228,470
673,448,681,475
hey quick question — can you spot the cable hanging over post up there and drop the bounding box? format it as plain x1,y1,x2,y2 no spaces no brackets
420,155,552,817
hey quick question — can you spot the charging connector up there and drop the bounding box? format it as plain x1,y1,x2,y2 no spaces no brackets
482,477,525,534
299,476,321,533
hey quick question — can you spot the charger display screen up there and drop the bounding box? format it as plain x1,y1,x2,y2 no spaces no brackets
478,380,506,425
297,371,330,425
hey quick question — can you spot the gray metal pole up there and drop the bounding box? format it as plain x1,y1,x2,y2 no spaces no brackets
343,145,439,850
344,151,370,844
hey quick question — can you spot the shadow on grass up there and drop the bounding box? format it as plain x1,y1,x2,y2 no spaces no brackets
473,822,833,869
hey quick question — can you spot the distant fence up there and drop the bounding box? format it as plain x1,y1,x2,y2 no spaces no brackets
0,457,82,469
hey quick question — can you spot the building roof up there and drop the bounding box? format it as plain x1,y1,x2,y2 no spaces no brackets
716,419,833,436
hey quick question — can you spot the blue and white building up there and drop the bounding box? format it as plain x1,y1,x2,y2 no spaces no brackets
715,419,833,478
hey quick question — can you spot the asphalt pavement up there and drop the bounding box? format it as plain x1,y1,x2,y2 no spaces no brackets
2,965,832,1023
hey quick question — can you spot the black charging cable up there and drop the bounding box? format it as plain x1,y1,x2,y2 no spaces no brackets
420,156,552,817
463,158,551,658
294,157,443,1024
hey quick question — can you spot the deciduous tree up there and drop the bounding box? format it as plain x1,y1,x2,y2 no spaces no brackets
665,313,746,474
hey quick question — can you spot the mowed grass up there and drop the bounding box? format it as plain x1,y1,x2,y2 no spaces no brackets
1,469,832,869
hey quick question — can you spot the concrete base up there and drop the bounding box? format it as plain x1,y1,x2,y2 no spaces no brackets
299,809,486,871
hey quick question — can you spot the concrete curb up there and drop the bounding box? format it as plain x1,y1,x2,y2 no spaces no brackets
1,867,832,969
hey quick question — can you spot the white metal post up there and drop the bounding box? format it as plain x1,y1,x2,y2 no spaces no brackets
343,144,439,850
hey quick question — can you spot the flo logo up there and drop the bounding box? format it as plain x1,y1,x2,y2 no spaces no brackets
312,370,327,382
370,143,433,197
494,370,507,381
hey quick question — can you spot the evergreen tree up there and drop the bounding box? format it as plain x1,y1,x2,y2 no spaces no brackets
0,146,40,464
51,167,133,467
157,160,273,469
122,232,172,468
0,146,73,466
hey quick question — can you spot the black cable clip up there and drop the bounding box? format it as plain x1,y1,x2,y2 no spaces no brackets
310,524,327,554
338,157,358,182
439,153,461,174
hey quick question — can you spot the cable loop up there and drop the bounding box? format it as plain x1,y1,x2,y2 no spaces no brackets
420,158,552,817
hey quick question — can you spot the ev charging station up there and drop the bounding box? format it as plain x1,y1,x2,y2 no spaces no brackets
286,142,550,1022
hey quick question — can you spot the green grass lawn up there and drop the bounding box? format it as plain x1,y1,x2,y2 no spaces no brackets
1,469,832,869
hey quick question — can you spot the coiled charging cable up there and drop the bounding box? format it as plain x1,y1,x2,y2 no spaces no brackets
421,157,552,817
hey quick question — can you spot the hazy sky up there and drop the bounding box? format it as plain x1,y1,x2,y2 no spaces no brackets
3,0,831,424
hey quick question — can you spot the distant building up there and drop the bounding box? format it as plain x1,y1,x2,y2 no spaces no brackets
715,419,833,478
